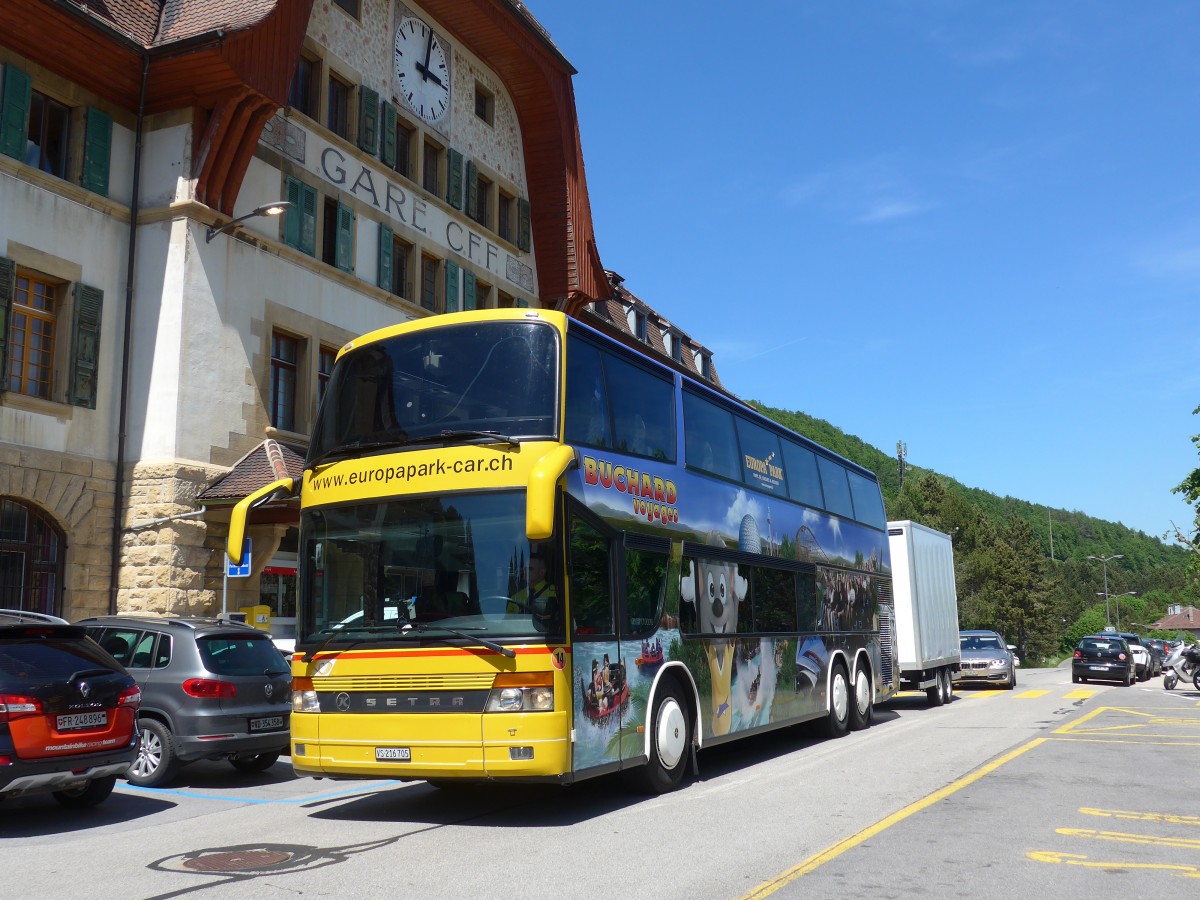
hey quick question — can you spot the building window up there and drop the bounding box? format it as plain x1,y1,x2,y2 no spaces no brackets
669,332,682,362
317,345,336,405
422,140,441,196
497,192,514,244
630,309,647,343
7,273,59,399
288,56,320,119
420,256,439,312
321,199,354,272
328,75,352,140
392,235,412,299
497,290,516,309
333,0,360,17
270,331,300,431
26,90,69,178
474,278,491,310
474,173,492,229
393,119,414,180
0,497,64,616
474,83,494,126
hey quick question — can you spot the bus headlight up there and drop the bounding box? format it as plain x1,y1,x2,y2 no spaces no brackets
485,673,554,712
292,676,320,712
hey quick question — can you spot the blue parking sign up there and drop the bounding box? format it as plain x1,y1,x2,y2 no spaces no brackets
226,538,252,578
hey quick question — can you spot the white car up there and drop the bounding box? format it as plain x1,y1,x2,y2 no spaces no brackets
1112,632,1151,681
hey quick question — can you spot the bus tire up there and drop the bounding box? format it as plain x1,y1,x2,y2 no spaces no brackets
848,665,872,731
631,680,690,794
824,664,850,738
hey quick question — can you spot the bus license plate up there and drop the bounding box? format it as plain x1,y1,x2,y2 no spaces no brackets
57,711,107,731
375,747,411,761
249,715,285,732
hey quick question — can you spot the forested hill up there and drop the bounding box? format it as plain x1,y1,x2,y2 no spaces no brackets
752,402,1187,574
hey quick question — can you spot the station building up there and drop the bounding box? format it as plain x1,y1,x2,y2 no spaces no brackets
0,0,720,632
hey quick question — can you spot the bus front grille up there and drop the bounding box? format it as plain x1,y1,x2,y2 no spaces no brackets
315,673,497,692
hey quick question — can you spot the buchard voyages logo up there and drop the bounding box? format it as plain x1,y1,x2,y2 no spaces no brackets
582,456,679,524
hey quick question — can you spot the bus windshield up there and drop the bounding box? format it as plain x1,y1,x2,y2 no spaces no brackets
309,319,559,464
298,491,562,646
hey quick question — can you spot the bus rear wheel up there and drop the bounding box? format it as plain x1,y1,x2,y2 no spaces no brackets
631,680,690,794
824,664,850,738
849,665,872,731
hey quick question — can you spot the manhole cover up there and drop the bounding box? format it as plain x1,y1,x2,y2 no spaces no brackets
183,850,293,872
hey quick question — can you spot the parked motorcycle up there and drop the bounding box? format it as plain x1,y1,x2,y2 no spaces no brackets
1162,643,1200,690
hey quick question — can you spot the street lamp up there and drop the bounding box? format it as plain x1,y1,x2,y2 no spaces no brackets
1087,554,1124,628
206,201,292,242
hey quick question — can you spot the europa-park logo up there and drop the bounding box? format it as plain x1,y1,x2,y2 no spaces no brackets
581,455,679,525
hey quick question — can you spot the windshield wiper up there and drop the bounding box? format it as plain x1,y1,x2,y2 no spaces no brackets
309,438,409,469
435,429,520,448
403,620,516,658
308,624,404,658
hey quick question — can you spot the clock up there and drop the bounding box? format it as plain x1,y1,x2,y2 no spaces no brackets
394,15,450,125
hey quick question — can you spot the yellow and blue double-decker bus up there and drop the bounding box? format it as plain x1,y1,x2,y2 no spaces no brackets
228,308,897,793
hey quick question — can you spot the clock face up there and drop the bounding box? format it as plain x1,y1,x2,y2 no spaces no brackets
394,15,450,125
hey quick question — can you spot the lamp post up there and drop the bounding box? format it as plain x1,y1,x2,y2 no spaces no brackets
1087,554,1124,628
206,201,293,242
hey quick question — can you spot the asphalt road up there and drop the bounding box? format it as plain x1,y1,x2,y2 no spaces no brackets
3,664,1198,899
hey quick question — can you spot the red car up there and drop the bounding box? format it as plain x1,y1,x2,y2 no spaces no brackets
1,610,141,807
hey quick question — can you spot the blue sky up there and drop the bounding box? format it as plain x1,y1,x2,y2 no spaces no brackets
529,0,1200,541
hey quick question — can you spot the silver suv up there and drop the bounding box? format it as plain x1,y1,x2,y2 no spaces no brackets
77,616,291,787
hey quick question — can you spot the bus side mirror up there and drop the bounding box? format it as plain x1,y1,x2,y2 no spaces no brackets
526,446,577,541
226,476,297,566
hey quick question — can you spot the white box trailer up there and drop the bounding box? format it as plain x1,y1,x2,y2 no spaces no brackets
888,520,961,705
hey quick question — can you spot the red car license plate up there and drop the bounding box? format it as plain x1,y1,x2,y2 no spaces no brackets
57,711,108,731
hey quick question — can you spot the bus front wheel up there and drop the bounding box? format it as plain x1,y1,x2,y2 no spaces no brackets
631,681,690,794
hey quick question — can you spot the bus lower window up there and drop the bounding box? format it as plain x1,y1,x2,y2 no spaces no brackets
624,546,668,635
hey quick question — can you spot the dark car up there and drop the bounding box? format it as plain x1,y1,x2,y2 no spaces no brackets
1,609,141,807
77,616,291,788
958,630,1017,689
1112,632,1153,681
1072,634,1134,686
1143,638,1168,676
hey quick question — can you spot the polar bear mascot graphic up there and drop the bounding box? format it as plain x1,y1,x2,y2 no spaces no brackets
680,532,748,736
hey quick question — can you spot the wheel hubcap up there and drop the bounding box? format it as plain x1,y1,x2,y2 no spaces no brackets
832,673,848,721
133,728,162,776
855,671,871,713
656,699,687,769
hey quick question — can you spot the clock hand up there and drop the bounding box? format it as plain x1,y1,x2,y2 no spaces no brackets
421,29,434,82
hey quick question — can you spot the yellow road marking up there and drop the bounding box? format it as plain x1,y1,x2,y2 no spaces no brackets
1056,828,1200,851
961,691,1001,700
741,738,1046,898
1028,850,1200,878
1080,808,1200,828
1015,689,1050,698
1063,689,1097,699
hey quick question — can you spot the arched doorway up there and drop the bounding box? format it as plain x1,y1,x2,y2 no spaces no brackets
0,497,65,615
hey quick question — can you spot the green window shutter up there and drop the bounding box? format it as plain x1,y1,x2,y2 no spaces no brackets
299,182,317,256
0,65,32,161
81,107,112,196
447,148,463,210
465,158,478,221
463,269,477,310
517,197,531,252
378,223,393,291
380,101,397,168
0,257,14,390
335,202,354,273
283,176,302,249
358,86,379,155
68,283,103,409
445,260,460,313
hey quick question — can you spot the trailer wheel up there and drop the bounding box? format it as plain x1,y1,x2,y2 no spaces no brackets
927,668,946,707
824,664,851,738
849,665,873,731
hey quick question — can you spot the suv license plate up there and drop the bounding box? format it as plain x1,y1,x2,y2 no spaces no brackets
57,711,108,731
249,715,285,733
376,747,411,761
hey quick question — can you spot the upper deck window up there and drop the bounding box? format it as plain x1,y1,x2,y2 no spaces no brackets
309,320,559,463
